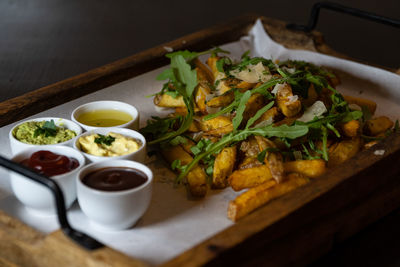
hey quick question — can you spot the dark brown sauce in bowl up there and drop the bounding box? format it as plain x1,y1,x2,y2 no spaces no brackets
82,167,148,192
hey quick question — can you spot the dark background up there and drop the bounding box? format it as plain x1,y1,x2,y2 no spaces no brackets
0,0,399,101
1,0,400,266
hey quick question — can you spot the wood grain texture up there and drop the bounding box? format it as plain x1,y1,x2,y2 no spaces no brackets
0,14,399,267
0,210,148,267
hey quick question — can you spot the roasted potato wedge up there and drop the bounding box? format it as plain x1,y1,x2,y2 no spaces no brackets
198,116,232,131
365,116,394,136
212,145,237,189
276,83,302,117
243,93,265,123
343,95,377,115
255,136,284,183
341,120,361,137
229,165,272,191
284,159,326,178
328,137,361,167
206,92,234,108
162,145,208,197
228,173,310,221
154,93,185,108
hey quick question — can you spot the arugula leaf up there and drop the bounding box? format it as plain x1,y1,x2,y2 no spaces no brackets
156,68,175,81
169,136,188,146
203,77,284,121
33,120,58,138
361,106,372,122
165,90,180,99
245,101,274,129
175,123,308,183
140,116,183,141
147,54,197,145
321,126,329,161
341,110,363,123
94,134,115,146
232,90,251,131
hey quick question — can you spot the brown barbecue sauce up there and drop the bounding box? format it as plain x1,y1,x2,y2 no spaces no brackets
82,167,147,192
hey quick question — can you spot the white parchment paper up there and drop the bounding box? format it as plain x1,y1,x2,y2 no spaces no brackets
0,19,399,266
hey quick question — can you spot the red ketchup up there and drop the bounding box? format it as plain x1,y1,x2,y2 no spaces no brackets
20,150,79,176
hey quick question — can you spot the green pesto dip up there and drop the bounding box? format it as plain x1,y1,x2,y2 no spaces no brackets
13,120,77,145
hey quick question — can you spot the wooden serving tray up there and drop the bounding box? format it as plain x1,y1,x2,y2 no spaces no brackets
1,14,400,267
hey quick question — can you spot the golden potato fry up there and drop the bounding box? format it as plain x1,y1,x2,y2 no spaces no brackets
239,136,261,157
276,83,302,117
174,106,200,115
255,136,284,183
328,137,361,167
365,116,394,136
162,145,207,197
162,145,192,166
206,56,221,81
253,107,279,127
229,165,272,191
180,138,196,155
301,84,318,107
195,84,211,114
198,116,232,131
203,124,234,137
186,166,208,197
218,78,254,95
193,58,213,84
364,140,378,149
283,159,326,178
243,93,265,123
228,173,310,221
206,92,234,108
343,95,377,115
341,120,361,137
212,145,237,189
154,93,185,108
229,159,325,191
237,156,263,170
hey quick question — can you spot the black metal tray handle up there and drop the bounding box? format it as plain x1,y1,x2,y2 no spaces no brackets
0,155,103,250
287,1,400,32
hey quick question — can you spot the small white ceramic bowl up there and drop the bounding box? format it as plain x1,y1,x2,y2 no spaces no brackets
77,159,153,231
71,100,139,131
10,145,85,216
9,117,82,155
73,127,146,163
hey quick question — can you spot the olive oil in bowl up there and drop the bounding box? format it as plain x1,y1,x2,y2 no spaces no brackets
77,109,133,127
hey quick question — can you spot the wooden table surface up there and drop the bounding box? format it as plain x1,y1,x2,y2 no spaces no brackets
0,1,399,266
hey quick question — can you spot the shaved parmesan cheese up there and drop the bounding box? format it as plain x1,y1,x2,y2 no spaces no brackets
297,101,327,122
271,83,285,95
286,95,299,105
229,62,272,83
